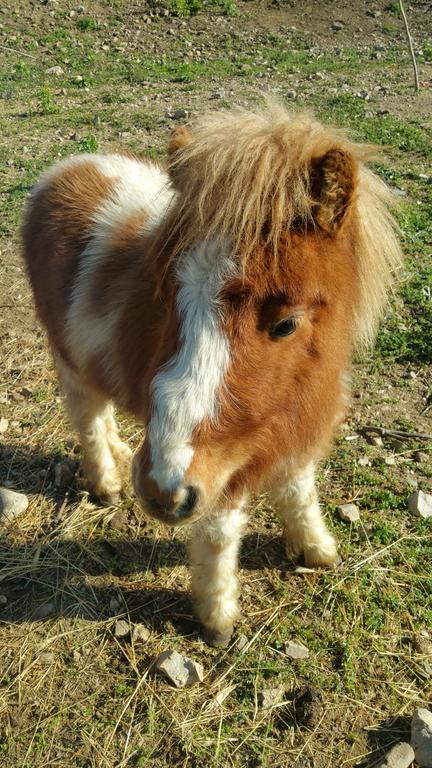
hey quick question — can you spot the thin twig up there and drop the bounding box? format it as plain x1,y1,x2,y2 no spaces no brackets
399,0,420,92
0,44,37,60
361,425,432,442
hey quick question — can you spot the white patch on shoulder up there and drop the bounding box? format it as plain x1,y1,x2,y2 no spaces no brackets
148,240,237,492
65,154,174,382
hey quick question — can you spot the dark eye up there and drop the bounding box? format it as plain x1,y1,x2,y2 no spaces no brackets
269,316,298,339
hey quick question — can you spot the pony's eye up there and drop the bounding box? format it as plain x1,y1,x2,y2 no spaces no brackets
269,316,298,339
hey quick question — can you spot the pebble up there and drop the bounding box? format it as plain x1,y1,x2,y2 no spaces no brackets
258,685,285,709
331,21,344,31
46,66,64,76
384,456,396,466
72,649,82,663
236,634,248,652
411,708,432,767
0,594,7,606
286,89,297,99
358,455,371,467
337,503,360,522
370,436,384,447
173,108,188,120
284,640,309,660
54,461,75,489
35,602,55,619
413,451,427,463
412,634,432,656
0,417,9,434
0,488,29,524
38,652,55,665
374,742,415,768
210,89,225,100
132,624,150,644
113,619,130,639
155,649,204,688
408,491,432,519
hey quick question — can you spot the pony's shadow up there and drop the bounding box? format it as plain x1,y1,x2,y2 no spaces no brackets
355,715,412,767
0,442,286,632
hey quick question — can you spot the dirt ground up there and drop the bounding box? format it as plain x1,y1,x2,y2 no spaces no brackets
0,1,431,766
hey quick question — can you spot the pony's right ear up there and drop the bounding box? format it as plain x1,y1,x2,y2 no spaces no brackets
168,126,193,156
167,126,193,190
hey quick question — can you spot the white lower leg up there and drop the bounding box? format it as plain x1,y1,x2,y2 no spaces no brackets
57,361,122,500
190,502,248,643
271,464,339,567
104,406,132,467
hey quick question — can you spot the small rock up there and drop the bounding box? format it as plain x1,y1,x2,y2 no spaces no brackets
389,438,404,451
408,491,432,519
412,634,432,656
132,624,150,644
109,595,121,613
284,640,309,660
286,89,297,99
258,686,285,709
411,708,432,768
155,649,204,688
72,649,82,663
0,594,7,606
413,451,427,464
293,685,324,727
113,619,130,639
39,652,55,665
210,88,225,100
236,634,248,652
54,461,75,489
46,65,64,76
0,417,9,434
384,456,396,466
331,20,344,31
20,387,33,398
370,436,384,447
174,108,188,120
0,488,29,524
358,455,371,467
35,602,55,619
374,741,415,768
337,503,360,522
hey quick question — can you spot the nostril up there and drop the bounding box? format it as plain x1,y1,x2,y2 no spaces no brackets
175,485,199,520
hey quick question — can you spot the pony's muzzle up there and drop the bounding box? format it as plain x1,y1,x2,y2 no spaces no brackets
132,462,201,525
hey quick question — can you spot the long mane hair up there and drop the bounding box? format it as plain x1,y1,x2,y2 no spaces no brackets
158,100,402,346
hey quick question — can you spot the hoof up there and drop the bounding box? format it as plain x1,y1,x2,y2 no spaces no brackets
202,626,233,648
99,491,121,507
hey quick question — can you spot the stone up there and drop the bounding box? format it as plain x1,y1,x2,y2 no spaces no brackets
358,455,371,467
132,624,150,643
337,503,360,522
46,66,64,76
173,108,188,120
408,491,432,519
413,451,427,464
155,649,204,688
0,594,7,606
0,488,29,524
72,649,82,663
54,461,75,489
210,88,225,100
411,708,432,767
370,436,384,447
114,619,130,639
284,640,309,660
258,686,285,709
384,456,396,466
331,21,344,30
412,634,432,656
35,602,55,619
0,417,9,434
39,652,55,665
286,89,297,99
236,634,248,652
374,742,415,768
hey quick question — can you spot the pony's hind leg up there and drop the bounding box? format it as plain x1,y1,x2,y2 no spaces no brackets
190,500,248,647
270,464,339,568
56,359,123,504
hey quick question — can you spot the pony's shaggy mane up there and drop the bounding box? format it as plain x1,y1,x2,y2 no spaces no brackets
163,101,402,346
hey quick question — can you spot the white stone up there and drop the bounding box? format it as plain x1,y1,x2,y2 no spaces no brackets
258,686,285,709
412,708,432,767
132,624,150,643
114,619,130,639
408,491,432,519
374,741,415,768
0,417,8,434
46,66,64,76
155,649,204,687
284,641,309,660
337,503,360,522
0,488,29,524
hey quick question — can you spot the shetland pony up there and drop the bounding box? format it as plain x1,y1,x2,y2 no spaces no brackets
23,103,402,646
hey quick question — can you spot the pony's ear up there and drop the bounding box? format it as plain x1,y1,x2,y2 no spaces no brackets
168,126,193,156
167,126,193,190
310,148,357,234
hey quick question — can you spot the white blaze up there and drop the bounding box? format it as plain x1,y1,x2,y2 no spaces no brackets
148,240,237,492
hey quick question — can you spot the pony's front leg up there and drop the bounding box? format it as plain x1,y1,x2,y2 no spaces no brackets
270,464,340,568
190,500,248,647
